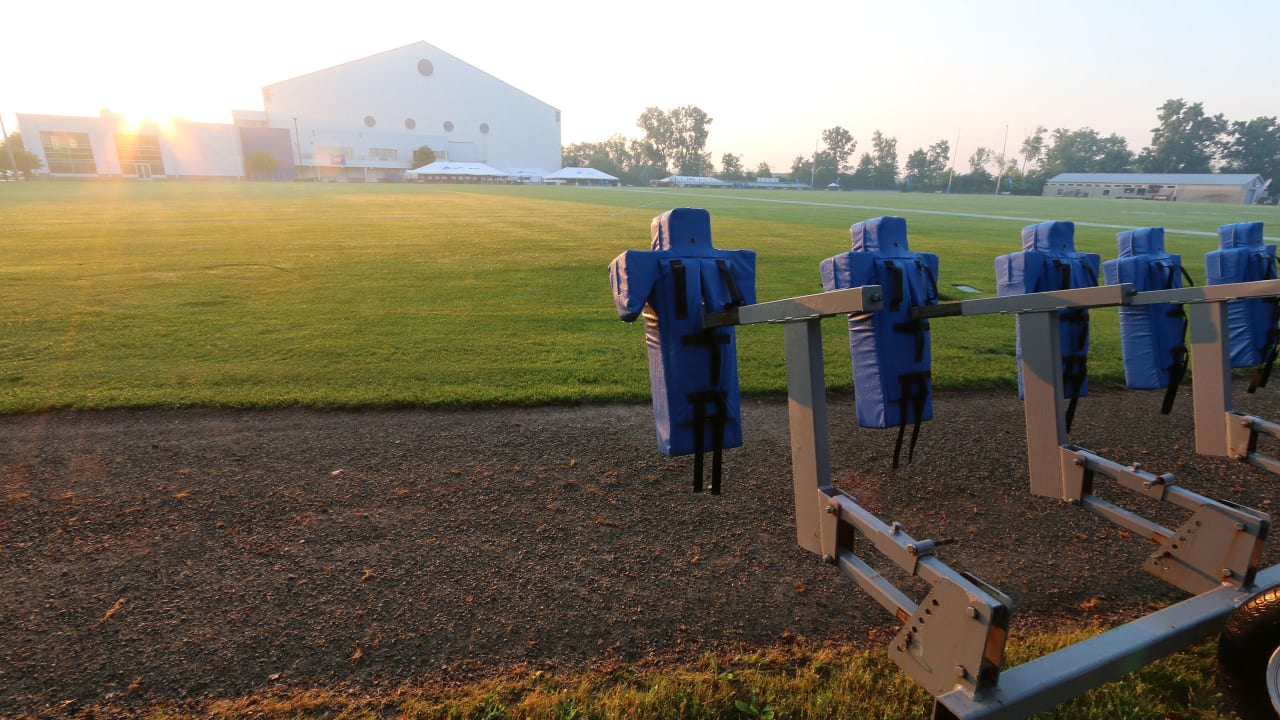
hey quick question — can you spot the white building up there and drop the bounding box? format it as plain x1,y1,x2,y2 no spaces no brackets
1043,173,1269,204
263,42,562,182
15,42,562,182
16,111,248,180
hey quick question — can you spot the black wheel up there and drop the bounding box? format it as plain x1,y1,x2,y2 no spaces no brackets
1219,584,1280,719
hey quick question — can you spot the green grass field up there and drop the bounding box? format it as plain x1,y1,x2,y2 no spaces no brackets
1,182,1277,412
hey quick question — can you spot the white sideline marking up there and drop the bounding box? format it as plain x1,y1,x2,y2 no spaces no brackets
619,188,1280,241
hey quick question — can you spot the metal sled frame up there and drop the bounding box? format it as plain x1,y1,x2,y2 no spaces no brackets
704,281,1280,719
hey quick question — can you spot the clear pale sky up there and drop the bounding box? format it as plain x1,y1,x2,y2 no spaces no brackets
3,0,1276,173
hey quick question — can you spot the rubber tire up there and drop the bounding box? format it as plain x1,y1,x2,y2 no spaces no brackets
1219,584,1280,719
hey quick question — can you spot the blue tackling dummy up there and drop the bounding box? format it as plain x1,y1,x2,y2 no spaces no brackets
1205,221,1278,393
995,221,1100,430
820,216,939,468
1102,227,1193,412
609,208,757,493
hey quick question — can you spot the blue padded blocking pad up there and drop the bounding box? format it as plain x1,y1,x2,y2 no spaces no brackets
850,215,912,256
1103,228,1187,389
1021,219,1078,253
608,208,757,456
995,221,1100,398
1205,221,1276,367
820,216,939,429
1116,226,1166,258
1218,221,1265,249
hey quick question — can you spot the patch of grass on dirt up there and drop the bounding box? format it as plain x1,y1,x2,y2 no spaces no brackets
98,633,1231,719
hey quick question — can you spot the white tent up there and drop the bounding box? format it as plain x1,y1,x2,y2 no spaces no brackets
407,161,510,182
545,167,620,186
656,175,726,188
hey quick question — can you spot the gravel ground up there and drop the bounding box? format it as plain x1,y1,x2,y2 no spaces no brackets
3,382,1280,717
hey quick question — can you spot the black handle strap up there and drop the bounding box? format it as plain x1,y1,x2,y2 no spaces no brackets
670,260,688,320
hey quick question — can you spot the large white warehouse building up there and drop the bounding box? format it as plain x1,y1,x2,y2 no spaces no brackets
15,42,562,182
263,42,562,181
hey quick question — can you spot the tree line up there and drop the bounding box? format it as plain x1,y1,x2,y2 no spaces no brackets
562,99,1280,194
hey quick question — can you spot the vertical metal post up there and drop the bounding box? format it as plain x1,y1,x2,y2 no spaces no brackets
1018,311,1069,498
784,319,832,553
1188,301,1232,457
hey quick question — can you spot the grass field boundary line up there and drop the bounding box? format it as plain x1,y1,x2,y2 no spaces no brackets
621,188,1280,241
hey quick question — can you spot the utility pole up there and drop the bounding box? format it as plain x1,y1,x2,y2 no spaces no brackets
945,130,960,194
810,135,818,189
994,124,1009,195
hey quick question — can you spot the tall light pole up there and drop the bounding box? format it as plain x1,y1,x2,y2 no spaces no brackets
994,124,1009,196
810,135,818,190
945,130,960,194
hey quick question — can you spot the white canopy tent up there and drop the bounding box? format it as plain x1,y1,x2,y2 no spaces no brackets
545,167,620,186
407,161,510,183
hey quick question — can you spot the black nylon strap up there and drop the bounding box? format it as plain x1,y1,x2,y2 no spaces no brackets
1063,356,1087,432
1158,259,1191,413
892,372,930,469
692,399,705,493
1162,345,1189,414
885,261,904,311
671,260,688,320
715,259,745,308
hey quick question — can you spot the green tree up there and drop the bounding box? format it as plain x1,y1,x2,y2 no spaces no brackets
1136,98,1226,173
755,161,772,178
718,152,746,181
1042,128,1134,175
413,145,436,167
848,152,875,189
1220,116,1280,189
790,155,813,186
870,130,899,189
902,140,951,192
1020,126,1047,173
244,150,279,181
637,105,713,176
0,132,42,178
812,150,839,189
822,126,857,174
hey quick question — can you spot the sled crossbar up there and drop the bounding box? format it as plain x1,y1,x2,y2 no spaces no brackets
712,279,1280,719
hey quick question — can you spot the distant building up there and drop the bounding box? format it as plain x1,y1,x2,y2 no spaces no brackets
265,42,561,182
1043,173,1268,204
16,110,266,180
15,41,561,182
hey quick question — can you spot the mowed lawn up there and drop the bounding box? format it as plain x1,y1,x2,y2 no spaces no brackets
1,182,1277,412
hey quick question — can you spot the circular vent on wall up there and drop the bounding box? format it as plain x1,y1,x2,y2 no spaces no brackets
418,59,434,76
479,123,490,134
405,118,416,130
443,121,454,132
364,115,376,128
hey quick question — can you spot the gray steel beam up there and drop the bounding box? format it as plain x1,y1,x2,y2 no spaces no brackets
933,563,1280,720
784,319,832,554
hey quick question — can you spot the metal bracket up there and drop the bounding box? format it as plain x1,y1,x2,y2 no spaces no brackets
1145,499,1271,594
892,572,1013,700
1226,412,1280,475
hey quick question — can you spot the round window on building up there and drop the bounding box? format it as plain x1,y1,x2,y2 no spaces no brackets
418,59,434,76
364,115,376,128
443,121,454,132
405,118,416,130
479,123,490,134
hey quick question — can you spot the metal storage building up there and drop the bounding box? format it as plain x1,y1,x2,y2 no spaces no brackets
1043,173,1268,204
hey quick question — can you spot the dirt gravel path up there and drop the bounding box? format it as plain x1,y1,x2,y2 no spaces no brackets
3,383,1280,716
